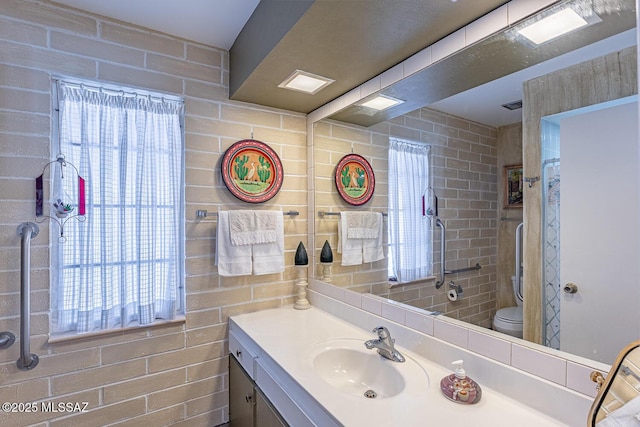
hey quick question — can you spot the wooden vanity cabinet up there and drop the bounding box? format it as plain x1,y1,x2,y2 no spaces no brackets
229,354,287,427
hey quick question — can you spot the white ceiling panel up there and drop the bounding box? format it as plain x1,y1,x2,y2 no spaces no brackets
52,0,259,49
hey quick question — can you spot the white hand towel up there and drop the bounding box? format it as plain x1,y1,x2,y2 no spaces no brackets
362,212,385,263
252,213,285,275
215,211,252,276
338,212,363,266
346,212,381,239
229,210,278,246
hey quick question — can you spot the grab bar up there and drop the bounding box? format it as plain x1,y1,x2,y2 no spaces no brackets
16,222,39,371
445,263,482,275
0,331,15,349
435,218,446,289
515,222,524,301
317,210,387,217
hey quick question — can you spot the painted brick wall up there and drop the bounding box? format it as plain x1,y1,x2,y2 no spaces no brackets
0,1,306,425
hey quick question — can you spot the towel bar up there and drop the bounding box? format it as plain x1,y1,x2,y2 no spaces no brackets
196,210,299,219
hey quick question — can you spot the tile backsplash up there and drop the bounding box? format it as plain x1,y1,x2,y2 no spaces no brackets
309,278,605,399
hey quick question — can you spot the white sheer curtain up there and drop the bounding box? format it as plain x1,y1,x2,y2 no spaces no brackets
388,138,432,282
52,81,184,334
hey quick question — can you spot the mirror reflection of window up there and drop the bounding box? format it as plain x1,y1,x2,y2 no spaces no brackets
387,138,432,282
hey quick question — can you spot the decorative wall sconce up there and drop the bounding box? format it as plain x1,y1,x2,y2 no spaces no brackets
294,242,310,310
35,153,86,241
320,240,333,283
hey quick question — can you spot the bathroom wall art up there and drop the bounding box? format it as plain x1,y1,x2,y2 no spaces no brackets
334,153,375,205
221,139,284,203
504,164,523,208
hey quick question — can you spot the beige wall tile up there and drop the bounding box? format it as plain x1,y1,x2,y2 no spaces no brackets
147,53,221,84
171,408,226,427
187,356,227,382
186,44,224,67
0,39,97,77
0,86,49,114
114,405,186,427
101,333,185,364
0,16,46,46
0,378,49,402
147,377,222,411
1,0,97,35
103,369,186,404
51,359,147,395
186,323,226,347
50,31,146,67
148,342,224,373
101,22,184,57
186,389,228,417
0,110,49,136
98,62,182,94
49,397,146,427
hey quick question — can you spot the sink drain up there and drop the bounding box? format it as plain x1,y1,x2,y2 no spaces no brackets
364,389,377,399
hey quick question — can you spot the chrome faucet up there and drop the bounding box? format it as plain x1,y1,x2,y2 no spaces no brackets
364,326,405,362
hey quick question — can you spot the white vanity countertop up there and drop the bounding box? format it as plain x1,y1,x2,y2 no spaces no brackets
230,306,569,427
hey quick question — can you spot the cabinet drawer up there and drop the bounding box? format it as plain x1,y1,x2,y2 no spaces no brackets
229,330,257,378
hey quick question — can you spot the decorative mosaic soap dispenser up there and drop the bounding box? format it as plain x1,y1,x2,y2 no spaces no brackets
440,360,482,404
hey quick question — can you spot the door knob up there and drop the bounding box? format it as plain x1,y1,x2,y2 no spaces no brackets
563,283,578,294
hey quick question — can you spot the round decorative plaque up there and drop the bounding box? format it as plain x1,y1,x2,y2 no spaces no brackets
334,153,375,206
221,139,284,203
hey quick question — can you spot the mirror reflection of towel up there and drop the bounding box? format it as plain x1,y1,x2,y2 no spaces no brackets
338,213,362,266
346,212,380,239
596,395,640,427
338,212,384,266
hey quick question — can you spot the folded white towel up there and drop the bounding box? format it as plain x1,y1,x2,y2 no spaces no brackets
346,212,381,239
215,211,252,277
229,210,278,245
252,213,285,275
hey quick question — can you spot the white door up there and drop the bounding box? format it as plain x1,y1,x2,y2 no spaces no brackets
559,100,639,364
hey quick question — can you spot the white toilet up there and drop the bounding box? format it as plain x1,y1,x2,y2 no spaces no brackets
492,276,523,338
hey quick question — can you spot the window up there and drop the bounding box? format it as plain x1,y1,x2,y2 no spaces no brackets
387,138,432,282
51,79,185,335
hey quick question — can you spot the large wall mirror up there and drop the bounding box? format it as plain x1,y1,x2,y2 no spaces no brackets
310,0,638,368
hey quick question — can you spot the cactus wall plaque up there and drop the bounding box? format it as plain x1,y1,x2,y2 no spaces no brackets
221,139,283,203
334,153,375,206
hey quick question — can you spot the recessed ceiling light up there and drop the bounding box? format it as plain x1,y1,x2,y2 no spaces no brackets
517,8,592,45
359,94,404,111
278,70,334,94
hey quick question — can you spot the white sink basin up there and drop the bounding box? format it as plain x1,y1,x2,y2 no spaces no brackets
307,339,429,399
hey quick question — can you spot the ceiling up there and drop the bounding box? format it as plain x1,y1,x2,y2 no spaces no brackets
50,1,509,113
50,0,637,128
50,0,261,50
429,27,637,127
227,0,509,113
